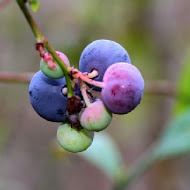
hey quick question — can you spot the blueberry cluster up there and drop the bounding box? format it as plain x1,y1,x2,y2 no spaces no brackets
29,39,144,153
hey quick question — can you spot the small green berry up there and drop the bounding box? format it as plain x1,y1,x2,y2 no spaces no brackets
80,100,112,132
57,123,94,153
40,51,70,79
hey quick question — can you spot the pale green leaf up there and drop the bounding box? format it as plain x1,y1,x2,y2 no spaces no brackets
78,132,124,179
154,108,190,159
29,0,40,12
174,49,190,115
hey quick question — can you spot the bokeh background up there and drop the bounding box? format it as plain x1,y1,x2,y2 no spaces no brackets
0,0,190,189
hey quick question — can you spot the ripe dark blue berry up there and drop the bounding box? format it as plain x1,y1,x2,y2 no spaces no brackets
101,63,144,114
79,39,131,91
29,70,80,122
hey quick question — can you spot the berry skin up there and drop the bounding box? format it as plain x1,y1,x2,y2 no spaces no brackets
80,100,112,132
40,51,70,79
79,39,131,91
29,70,80,122
57,123,94,153
101,63,144,114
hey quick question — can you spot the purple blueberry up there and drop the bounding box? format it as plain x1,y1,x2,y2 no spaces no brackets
101,63,144,114
79,39,131,91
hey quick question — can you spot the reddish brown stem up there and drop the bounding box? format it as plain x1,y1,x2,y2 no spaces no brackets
71,69,104,89
0,72,33,83
145,80,176,97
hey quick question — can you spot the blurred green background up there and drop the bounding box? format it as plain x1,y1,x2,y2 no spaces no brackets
0,0,190,190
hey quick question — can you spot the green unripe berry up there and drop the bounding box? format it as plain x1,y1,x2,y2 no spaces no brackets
40,51,70,79
80,100,112,132
57,123,94,153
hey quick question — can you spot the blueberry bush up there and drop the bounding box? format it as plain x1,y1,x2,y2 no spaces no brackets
1,0,190,190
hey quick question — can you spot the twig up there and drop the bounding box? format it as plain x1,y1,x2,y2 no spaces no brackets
145,80,177,97
16,0,74,97
0,72,33,83
0,72,177,97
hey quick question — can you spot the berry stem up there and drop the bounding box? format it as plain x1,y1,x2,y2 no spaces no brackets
16,0,43,42
80,83,91,107
71,69,105,89
80,73,104,88
43,41,73,97
16,0,74,97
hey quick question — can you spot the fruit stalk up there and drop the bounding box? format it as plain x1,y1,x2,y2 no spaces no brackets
16,0,43,42
72,69,104,88
16,0,74,97
80,83,91,107
43,42,73,97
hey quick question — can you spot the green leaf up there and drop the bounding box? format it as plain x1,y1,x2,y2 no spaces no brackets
78,132,124,179
29,0,40,12
173,48,190,115
154,108,190,160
